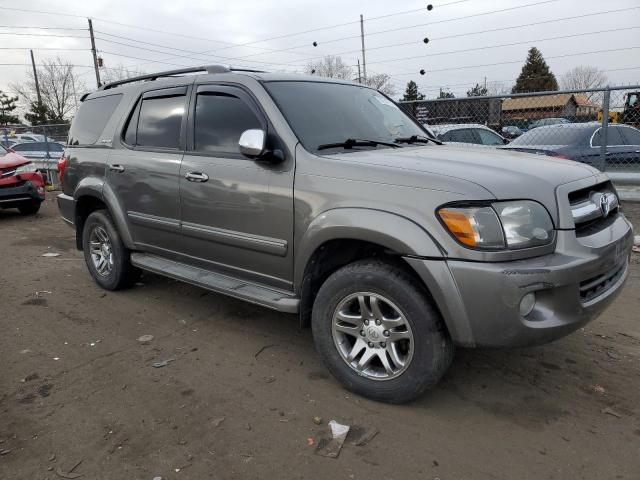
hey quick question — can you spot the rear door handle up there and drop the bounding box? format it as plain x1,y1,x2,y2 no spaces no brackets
109,164,125,173
185,172,209,182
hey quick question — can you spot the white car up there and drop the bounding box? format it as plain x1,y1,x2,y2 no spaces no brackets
428,123,508,146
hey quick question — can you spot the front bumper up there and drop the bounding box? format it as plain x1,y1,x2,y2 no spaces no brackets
407,213,634,348
0,178,45,209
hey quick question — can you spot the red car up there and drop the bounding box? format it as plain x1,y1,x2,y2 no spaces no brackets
0,144,45,215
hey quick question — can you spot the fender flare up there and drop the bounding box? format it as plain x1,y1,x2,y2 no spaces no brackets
74,177,135,249
294,207,444,288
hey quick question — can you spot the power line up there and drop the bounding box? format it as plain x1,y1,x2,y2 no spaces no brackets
94,33,306,68
115,0,557,71
412,66,640,93
0,47,88,50
413,46,640,75
283,0,559,50
362,26,640,68
278,5,640,65
0,31,87,38
0,24,86,30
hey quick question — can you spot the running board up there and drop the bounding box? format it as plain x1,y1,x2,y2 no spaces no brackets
130,253,299,313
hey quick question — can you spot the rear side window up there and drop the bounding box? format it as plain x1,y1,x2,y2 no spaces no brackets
68,94,122,146
476,129,504,145
592,127,624,147
620,127,640,146
194,92,262,154
445,129,476,143
125,93,185,149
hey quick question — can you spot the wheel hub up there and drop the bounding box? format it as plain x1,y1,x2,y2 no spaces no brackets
364,324,384,343
331,292,414,381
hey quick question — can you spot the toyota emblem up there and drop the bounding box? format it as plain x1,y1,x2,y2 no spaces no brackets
599,194,611,217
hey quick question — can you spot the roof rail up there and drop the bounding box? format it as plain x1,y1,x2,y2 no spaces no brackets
99,65,266,91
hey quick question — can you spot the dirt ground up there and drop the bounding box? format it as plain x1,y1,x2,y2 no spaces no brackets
1,197,639,480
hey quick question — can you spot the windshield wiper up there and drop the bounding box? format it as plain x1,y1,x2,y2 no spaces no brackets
394,134,442,145
317,138,400,151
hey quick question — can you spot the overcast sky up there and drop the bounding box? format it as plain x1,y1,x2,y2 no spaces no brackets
1,0,639,106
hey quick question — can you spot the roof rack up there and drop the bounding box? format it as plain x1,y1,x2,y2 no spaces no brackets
99,65,267,91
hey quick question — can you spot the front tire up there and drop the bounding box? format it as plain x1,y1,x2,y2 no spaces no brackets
311,259,453,404
82,210,140,290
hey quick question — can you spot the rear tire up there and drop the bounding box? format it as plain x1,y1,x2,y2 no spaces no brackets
82,210,140,290
311,259,453,404
18,202,41,215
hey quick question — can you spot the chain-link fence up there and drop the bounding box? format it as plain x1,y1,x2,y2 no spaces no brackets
399,85,640,180
1,123,70,190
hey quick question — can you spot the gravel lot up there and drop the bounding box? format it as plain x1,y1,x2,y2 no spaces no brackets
1,197,639,480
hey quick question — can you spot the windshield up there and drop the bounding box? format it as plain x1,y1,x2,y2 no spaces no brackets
509,126,589,146
264,81,429,153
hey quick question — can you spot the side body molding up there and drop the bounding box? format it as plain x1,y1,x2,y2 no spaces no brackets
294,207,444,289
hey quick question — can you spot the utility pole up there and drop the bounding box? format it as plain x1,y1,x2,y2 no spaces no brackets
357,60,362,83
88,18,101,88
30,49,42,105
359,14,367,82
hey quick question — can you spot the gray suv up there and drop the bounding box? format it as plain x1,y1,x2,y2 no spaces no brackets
58,65,634,403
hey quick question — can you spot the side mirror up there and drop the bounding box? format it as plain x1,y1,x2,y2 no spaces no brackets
239,129,266,158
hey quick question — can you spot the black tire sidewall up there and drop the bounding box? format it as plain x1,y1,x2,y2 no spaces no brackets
311,261,452,403
82,210,131,290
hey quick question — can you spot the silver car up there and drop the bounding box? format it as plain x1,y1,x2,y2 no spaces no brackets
57,66,634,403
429,123,508,146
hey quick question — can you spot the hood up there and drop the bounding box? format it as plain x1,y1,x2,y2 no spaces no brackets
325,144,599,222
0,151,30,169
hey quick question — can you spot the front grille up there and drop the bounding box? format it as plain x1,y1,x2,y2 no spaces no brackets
569,181,619,237
0,180,26,189
1,167,17,178
579,259,626,304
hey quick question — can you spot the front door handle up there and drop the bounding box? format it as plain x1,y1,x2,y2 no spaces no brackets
185,171,209,182
109,164,125,173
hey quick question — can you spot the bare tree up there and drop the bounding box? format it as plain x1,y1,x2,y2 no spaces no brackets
101,64,147,85
363,73,396,96
305,55,353,80
486,81,511,96
561,66,607,101
11,56,86,122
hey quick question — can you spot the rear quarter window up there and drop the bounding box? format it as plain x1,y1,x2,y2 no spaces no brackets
68,94,123,146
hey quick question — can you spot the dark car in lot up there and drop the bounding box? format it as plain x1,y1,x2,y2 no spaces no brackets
501,122,640,167
0,144,46,214
429,123,508,146
528,117,570,129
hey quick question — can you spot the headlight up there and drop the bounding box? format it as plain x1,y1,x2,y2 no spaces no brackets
438,200,553,250
15,162,38,174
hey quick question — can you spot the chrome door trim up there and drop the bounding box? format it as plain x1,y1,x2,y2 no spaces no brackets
181,221,288,256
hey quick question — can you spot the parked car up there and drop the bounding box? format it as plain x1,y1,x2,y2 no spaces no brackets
528,117,570,129
5,133,56,143
10,141,65,160
0,139,18,149
501,125,524,139
429,123,508,146
58,66,633,403
501,122,640,167
0,144,45,214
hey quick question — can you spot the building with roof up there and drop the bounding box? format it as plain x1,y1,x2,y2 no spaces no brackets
501,93,598,120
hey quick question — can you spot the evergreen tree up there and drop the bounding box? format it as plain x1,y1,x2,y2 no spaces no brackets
0,90,20,124
24,101,51,125
401,81,424,101
437,88,455,99
512,47,558,93
466,83,488,97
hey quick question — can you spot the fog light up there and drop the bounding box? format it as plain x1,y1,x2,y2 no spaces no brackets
519,292,536,317
37,186,45,196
